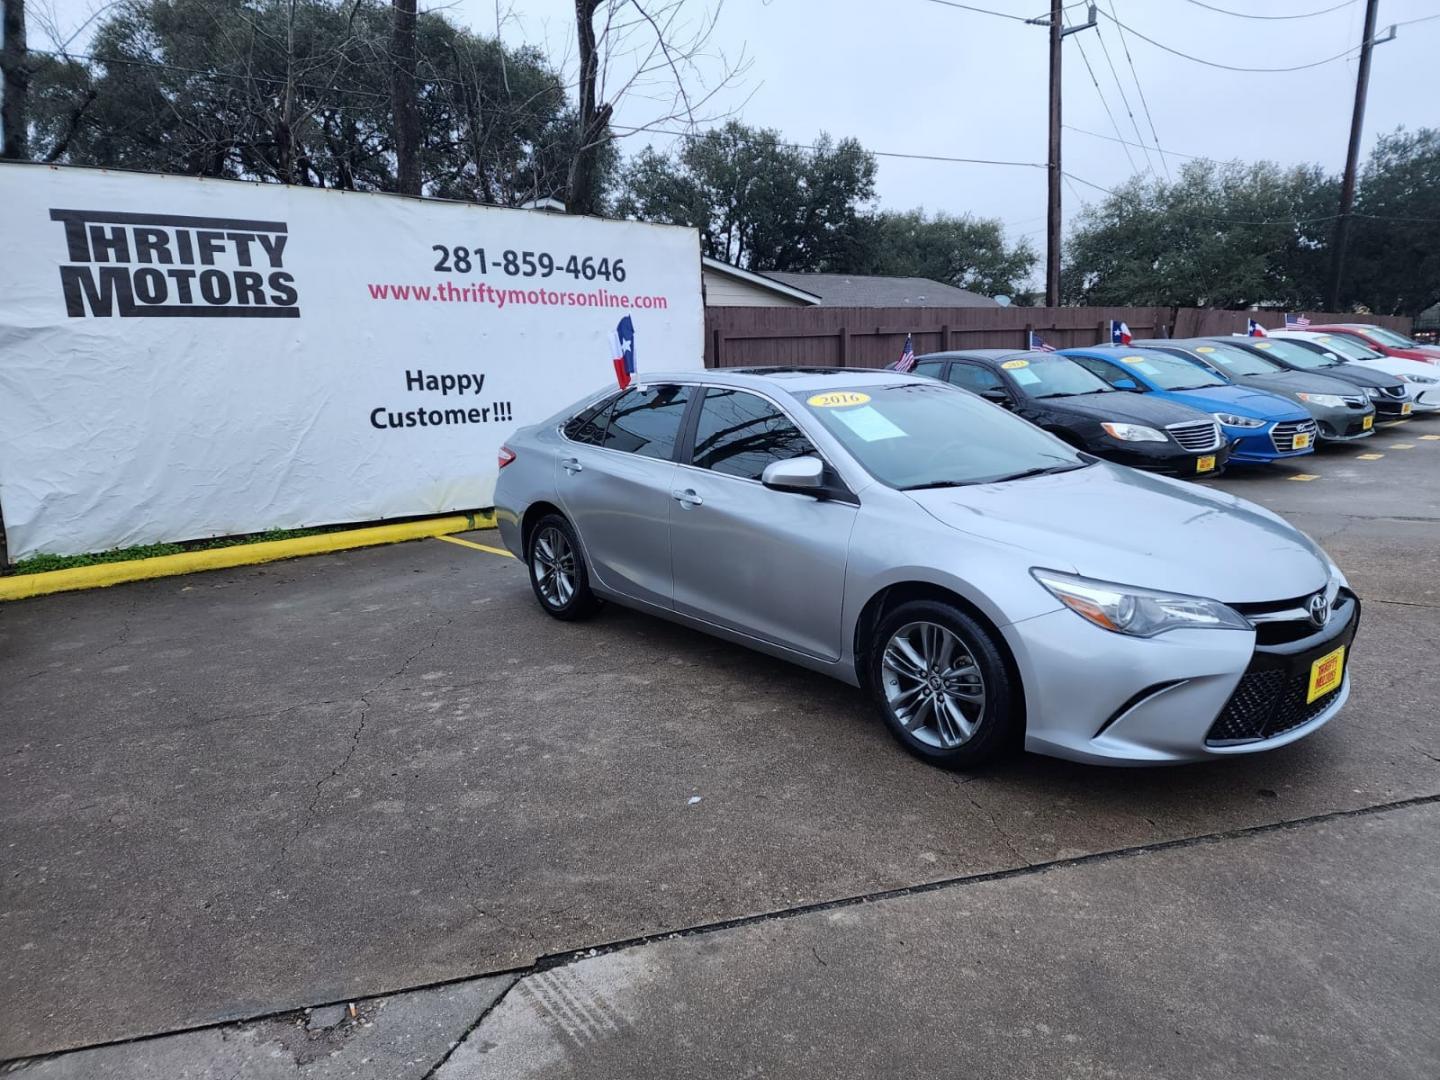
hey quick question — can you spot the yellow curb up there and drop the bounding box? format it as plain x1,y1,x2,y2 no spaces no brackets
0,511,495,602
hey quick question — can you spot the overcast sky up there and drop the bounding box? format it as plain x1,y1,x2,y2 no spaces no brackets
36,0,1440,270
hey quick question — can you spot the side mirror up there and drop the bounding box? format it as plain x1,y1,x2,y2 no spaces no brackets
1113,378,1139,390
761,455,825,493
980,388,1012,406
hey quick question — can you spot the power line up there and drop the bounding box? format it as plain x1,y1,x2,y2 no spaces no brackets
1089,13,1155,177
1064,123,1221,163
1066,15,1141,176
1179,0,1359,19
1098,10,1370,71
1104,0,1169,180
915,0,1031,21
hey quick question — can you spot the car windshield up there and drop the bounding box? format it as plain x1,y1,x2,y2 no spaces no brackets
1187,342,1282,376
1005,355,1116,398
794,381,1088,490
1250,338,1342,369
1355,325,1419,348
1308,334,1384,361
1104,349,1227,391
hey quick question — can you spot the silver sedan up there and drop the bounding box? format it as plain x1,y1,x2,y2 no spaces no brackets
493,368,1359,768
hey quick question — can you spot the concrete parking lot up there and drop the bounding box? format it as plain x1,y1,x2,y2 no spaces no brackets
3,419,1439,1076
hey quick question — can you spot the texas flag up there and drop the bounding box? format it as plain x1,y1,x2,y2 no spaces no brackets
611,315,636,389
1247,319,1268,337
1109,320,1132,345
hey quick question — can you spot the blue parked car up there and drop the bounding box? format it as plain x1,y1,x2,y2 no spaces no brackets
1059,345,1317,464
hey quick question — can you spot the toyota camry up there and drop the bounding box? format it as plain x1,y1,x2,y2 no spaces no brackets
494,368,1359,769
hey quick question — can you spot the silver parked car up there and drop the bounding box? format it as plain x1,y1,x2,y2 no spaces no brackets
494,368,1360,768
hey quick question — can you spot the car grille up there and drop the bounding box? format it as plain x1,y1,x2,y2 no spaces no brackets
1341,396,1368,407
1382,386,1407,399
1271,418,1318,453
1205,668,1341,745
1166,420,1221,451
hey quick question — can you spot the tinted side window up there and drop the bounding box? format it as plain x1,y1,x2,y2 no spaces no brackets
947,363,1004,394
691,388,815,480
1069,356,1127,387
563,394,618,445
600,384,692,460
911,359,947,379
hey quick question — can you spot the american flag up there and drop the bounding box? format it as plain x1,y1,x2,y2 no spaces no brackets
1030,331,1057,352
1285,313,1311,329
892,332,917,373
1247,318,1268,338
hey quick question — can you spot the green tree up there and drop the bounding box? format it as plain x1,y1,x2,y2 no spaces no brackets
615,120,877,271
1345,127,1440,317
1062,160,1336,309
848,209,1037,300
27,0,577,200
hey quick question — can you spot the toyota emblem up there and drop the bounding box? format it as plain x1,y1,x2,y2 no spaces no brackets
1308,592,1331,629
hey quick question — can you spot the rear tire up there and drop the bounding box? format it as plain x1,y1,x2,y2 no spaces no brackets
526,514,601,621
866,599,1017,769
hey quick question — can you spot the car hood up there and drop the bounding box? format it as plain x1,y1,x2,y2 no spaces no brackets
907,461,1329,604
1235,369,1366,398
1320,363,1405,389
1160,384,1307,421
1042,391,1212,426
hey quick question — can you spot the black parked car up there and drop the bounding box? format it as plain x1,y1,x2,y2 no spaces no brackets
913,350,1232,477
1135,337,1378,443
1211,337,1411,420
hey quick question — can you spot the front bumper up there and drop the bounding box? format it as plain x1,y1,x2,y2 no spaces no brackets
1003,595,1359,765
1226,420,1317,463
1094,439,1233,478
1317,409,1376,441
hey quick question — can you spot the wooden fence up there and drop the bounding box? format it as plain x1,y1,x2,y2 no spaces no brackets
704,306,1415,369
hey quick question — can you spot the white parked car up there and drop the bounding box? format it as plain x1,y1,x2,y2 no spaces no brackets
1270,330,1440,413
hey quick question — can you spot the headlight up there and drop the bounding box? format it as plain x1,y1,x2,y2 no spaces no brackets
1031,569,1252,637
1363,386,1381,399
1212,412,1265,429
1297,393,1346,408
1401,373,1438,384
1100,422,1167,443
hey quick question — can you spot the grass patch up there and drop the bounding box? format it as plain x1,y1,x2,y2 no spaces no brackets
8,525,348,576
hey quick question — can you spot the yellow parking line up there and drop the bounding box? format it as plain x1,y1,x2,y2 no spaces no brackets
1288,474,1321,481
1379,420,1410,428
436,534,514,558
1357,453,1384,460
1389,443,1415,450
1421,435,1440,441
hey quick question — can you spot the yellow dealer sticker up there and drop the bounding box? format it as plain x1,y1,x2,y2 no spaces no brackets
1254,342,1273,349
1195,346,1216,353
1307,645,1346,703
1001,359,1029,370
807,391,870,408
1121,356,1146,364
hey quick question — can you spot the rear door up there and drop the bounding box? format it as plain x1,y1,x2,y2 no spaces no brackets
668,387,857,660
555,384,693,609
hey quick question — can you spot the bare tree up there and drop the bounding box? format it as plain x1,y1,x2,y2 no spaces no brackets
390,0,420,195
566,0,747,216
2,0,28,159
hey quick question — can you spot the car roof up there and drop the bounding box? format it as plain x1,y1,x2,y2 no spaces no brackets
918,349,1055,365
639,366,927,393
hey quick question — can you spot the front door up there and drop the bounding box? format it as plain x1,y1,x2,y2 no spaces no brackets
555,384,691,609
669,387,857,661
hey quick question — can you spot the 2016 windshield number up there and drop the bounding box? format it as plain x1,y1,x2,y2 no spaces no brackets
431,244,626,282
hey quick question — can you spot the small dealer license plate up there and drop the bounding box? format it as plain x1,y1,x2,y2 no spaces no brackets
1196,455,1217,473
1363,414,1375,430
1293,432,1312,450
1307,645,1346,704
1402,402,1414,416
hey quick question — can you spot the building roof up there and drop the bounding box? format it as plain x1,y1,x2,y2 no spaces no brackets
701,258,822,305
763,272,999,308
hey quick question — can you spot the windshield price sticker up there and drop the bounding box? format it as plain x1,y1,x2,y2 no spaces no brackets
808,391,870,408
1001,359,1029,370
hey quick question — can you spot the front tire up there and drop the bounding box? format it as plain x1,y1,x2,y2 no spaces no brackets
867,599,1017,768
526,514,601,621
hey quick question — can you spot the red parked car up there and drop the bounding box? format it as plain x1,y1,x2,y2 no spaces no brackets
1307,324,1440,365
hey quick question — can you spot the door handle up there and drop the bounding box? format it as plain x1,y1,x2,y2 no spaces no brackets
562,457,583,475
671,488,703,509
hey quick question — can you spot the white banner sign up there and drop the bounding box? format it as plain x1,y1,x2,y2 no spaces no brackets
0,165,703,560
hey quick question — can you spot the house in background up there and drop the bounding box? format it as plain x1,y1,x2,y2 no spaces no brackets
701,258,821,307
765,272,999,309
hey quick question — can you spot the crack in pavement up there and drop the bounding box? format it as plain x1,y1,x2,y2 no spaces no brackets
13,788,1440,1071
967,794,1033,868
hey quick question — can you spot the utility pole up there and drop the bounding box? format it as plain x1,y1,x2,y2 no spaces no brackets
1032,3,1095,307
1326,0,1393,310
1046,0,1062,306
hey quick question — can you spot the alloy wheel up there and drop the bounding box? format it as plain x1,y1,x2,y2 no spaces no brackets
881,620,987,749
531,526,577,608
